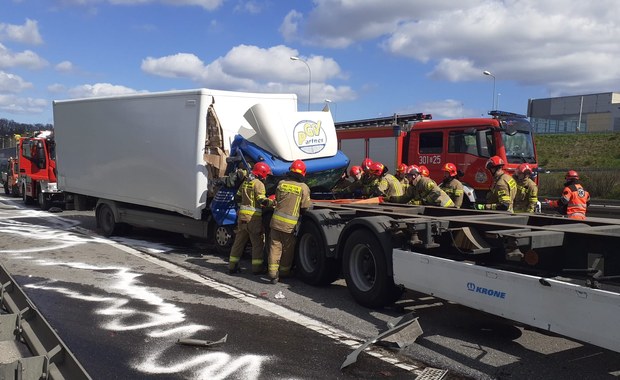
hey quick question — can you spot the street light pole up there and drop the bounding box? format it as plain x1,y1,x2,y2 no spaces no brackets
324,99,337,121
290,56,311,111
483,70,496,110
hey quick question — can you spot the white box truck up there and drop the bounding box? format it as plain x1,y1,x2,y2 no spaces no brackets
53,89,349,251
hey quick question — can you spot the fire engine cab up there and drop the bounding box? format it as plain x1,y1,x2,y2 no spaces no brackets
336,111,538,202
18,130,63,210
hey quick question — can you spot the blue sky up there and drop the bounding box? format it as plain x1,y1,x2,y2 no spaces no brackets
1,0,619,125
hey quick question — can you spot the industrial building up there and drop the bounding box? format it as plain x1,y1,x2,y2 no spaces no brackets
527,92,620,134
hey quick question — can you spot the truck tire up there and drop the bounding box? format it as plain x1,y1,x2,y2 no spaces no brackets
295,221,340,285
342,229,402,308
214,225,235,255
38,189,51,211
96,203,120,236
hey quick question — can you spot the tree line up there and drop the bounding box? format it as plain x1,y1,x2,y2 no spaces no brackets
0,118,53,136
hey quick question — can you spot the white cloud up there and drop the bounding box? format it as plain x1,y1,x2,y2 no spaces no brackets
291,0,620,96
234,0,265,14
0,43,48,70
0,19,43,45
55,60,75,73
67,83,142,98
141,44,357,104
0,71,33,93
0,94,47,114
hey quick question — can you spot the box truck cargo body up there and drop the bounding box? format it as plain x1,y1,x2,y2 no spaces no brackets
53,89,347,245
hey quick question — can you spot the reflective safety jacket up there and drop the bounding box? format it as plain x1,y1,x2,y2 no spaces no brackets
513,176,538,213
390,176,454,207
270,178,312,233
374,173,404,198
237,178,268,223
439,177,464,208
486,172,517,212
549,182,590,220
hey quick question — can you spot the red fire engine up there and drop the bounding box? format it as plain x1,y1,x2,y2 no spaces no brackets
18,130,63,210
336,111,538,202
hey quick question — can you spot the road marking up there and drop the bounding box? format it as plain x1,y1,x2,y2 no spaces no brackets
86,228,421,374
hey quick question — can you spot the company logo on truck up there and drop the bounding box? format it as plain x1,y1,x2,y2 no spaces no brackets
294,120,326,154
467,282,506,299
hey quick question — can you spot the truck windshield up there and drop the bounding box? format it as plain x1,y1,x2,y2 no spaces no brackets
265,165,348,194
502,130,536,164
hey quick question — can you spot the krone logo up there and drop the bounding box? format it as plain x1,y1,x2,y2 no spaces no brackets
294,120,327,154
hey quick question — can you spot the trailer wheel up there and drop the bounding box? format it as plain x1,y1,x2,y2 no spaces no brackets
96,203,119,237
214,225,235,255
22,185,33,205
37,188,50,211
342,229,402,308
295,221,340,285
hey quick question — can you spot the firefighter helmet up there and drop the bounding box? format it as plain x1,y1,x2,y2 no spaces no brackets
396,163,408,174
349,165,363,177
442,162,458,177
251,162,271,180
565,170,579,181
407,165,421,176
486,155,505,169
369,162,385,176
290,159,307,176
516,163,533,176
419,165,430,177
361,158,374,172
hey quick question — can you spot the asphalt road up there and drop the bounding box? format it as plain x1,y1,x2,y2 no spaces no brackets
1,194,620,380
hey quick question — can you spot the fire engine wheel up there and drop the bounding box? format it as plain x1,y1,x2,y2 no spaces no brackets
342,229,402,308
38,190,50,211
22,185,33,205
214,225,235,255
96,203,119,237
295,221,340,285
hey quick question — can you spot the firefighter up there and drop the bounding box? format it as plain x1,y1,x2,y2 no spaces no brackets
547,170,590,220
368,162,403,198
360,157,378,197
439,162,464,208
395,163,409,188
267,159,312,284
228,162,272,275
513,163,539,213
389,165,454,207
475,156,517,212
419,165,430,178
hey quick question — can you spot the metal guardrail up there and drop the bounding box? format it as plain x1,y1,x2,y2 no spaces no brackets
0,263,91,380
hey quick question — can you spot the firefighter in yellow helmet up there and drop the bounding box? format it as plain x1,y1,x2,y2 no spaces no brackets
475,156,517,212
228,162,272,275
267,159,312,284
439,162,464,208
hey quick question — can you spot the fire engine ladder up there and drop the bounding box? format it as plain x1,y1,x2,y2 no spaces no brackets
0,263,91,379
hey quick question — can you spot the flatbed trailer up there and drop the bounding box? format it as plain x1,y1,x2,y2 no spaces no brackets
294,201,620,353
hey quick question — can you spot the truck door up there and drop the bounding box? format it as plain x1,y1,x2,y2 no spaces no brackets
416,131,443,181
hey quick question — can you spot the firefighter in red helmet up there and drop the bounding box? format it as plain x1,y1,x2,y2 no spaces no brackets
547,170,590,220
267,159,311,283
513,163,539,213
390,165,454,207
439,162,464,208
368,162,403,198
419,165,430,178
395,163,409,188
475,156,517,212
228,161,272,275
